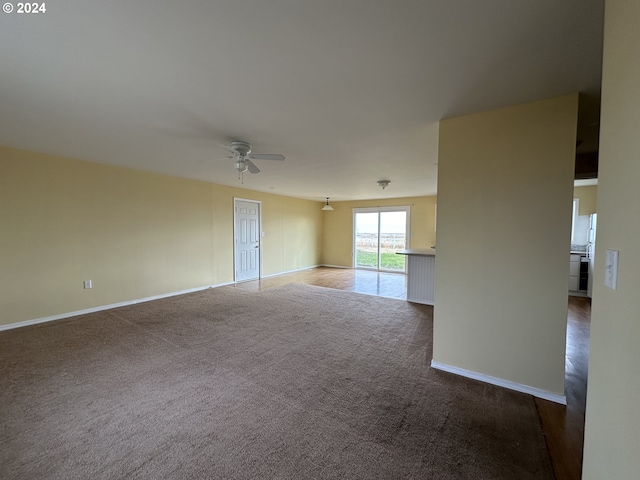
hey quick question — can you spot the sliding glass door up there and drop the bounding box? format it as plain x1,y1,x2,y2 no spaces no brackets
354,207,410,272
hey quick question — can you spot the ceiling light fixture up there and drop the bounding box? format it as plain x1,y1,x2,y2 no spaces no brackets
377,180,390,189
234,159,248,173
321,197,334,211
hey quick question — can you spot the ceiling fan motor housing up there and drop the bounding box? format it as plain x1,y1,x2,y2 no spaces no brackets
230,140,252,156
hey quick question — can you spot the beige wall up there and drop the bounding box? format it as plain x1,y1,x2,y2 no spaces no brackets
259,192,324,276
0,146,322,327
573,185,597,215
321,196,437,267
583,0,640,478
433,94,578,396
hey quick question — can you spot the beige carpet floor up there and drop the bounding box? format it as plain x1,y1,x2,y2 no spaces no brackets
0,284,554,479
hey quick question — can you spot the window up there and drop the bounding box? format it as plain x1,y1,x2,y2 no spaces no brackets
353,206,410,272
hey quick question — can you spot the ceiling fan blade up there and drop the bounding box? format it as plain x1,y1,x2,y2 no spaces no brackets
203,155,233,165
246,159,261,174
248,153,285,161
214,141,242,154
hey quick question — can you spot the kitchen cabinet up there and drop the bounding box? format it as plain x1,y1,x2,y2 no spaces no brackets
569,253,588,293
569,254,580,291
396,249,435,305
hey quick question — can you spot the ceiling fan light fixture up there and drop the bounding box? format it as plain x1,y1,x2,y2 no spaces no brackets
377,180,391,189
321,197,334,211
222,140,285,179
234,159,248,173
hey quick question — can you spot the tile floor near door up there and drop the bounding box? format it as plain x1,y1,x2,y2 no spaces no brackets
234,267,407,300
235,266,590,480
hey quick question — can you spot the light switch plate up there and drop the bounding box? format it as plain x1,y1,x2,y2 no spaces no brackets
604,249,619,290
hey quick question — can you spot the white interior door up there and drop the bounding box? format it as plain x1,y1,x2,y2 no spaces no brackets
234,199,261,282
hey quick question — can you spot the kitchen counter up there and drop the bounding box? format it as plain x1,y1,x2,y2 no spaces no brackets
396,248,436,256
396,249,435,305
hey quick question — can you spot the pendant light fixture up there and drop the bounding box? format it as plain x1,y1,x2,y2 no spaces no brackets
321,197,334,211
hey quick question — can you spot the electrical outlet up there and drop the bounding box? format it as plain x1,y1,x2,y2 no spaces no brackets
83,280,92,289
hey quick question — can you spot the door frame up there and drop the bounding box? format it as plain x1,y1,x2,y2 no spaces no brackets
233,197,263,282
352,206,411,272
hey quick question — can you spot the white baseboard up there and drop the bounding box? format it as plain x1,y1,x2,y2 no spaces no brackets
319,264,352,269
0,265,339,331
406,297,434,306
0,282,234,332
260,265,322,279
430,360,567,405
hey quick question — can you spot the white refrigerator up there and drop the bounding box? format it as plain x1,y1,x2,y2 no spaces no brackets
587,213,597,298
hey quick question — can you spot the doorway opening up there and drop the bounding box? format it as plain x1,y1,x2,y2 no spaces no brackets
353,206,410,272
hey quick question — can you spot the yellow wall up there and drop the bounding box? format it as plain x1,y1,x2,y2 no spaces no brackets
0,146,322,327
574,185,597,215
583,0,640,478
433,94,578,396
321,196,437,267
259,192,324,276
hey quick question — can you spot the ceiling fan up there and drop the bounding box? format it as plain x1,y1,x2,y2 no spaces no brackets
217,140,285,175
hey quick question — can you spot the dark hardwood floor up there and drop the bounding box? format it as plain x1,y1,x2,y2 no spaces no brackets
535,295,590,480
235,266,589,480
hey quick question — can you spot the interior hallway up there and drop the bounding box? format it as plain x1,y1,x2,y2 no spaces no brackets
235,267,590,480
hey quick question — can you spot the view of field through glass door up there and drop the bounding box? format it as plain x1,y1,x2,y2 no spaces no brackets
354,207,409,272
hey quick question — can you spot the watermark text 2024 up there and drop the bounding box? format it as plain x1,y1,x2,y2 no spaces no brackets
3,3,47,14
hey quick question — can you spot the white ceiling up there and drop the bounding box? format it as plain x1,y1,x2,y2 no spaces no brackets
0,0,604,201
